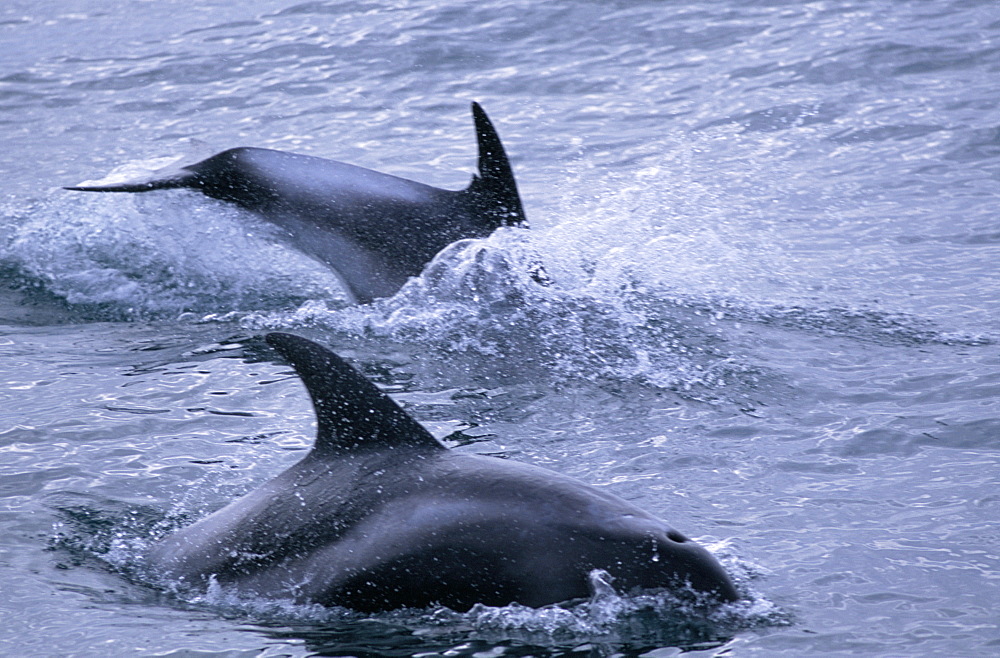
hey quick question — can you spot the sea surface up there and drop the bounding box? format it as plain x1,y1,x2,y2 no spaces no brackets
1,1,999,656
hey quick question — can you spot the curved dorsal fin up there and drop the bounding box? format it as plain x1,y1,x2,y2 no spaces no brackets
265,333,443,455
467,101,527,229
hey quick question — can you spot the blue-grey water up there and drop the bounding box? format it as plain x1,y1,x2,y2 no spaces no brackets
2,1,999,656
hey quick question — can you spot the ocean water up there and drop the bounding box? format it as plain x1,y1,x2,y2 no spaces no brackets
1,0,999,655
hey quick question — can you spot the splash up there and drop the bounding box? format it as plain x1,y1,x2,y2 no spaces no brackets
1,190,348,320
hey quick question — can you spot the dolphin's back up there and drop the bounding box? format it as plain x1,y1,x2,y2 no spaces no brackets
288,453,686,611
191,147,448,211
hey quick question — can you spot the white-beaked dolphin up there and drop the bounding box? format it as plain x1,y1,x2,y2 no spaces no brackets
66,103,526,304
147,333,740,612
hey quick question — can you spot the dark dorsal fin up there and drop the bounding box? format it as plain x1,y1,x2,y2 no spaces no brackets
467,101,528,229
265,333,443,455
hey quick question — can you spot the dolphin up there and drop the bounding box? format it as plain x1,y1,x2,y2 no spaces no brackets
65,103,526,304
147,333,739,611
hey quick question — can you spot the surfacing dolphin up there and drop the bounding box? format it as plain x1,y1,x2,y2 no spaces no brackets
65,103,526,304
147,333,739,611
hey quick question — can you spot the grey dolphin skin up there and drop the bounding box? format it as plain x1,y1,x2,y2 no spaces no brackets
147,333,739,612
65,103,526,304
